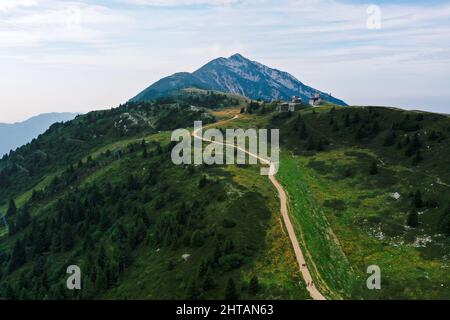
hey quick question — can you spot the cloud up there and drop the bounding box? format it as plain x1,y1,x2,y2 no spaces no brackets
0,1,129,47
117,0,240,7
0,0,37,13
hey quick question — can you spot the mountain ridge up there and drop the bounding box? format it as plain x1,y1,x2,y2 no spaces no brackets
131,54,347,106
0,112,79,156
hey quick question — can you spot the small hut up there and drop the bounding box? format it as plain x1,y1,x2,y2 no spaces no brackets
309,92,323,106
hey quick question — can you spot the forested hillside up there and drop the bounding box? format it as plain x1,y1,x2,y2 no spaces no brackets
0,100,215,205
1,92,449,300
0,93,308,300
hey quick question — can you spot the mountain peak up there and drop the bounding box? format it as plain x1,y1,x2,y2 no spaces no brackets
229,53,247,60
131,54,347,106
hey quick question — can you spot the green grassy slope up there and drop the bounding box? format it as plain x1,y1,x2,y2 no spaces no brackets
271,105,450,299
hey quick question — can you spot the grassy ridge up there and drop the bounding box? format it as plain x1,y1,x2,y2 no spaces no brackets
279,148,450,299
273,105,450,299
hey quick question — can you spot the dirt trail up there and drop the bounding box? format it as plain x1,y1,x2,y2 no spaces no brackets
193,115,326,300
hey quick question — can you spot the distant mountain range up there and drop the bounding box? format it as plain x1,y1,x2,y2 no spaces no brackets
131,53,347,106
0,112,78,156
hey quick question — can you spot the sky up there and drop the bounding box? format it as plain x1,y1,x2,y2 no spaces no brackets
0,0,449,123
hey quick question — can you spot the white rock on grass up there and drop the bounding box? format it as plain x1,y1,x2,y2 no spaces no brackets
390,192,401,200
412,235,432,248
182,254,191,261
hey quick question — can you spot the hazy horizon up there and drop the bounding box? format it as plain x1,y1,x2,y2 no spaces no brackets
0,111,80,125
1,0,449,123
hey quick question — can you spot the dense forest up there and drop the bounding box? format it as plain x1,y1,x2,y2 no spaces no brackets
0,92,306,300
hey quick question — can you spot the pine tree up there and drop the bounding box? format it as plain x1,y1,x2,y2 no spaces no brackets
412,150,422,165
224,278,239,300
316,139,324,152
413,190,423,209
306,137,315,151
51,231,61,252
197,260,208,278
344,113,350,127
213,243,222,264
406,133,421,157
355,127,365,141
329,116,334,125
344,167,353,178
405,136,411,145
6,199,16,217
117,243,131,273
429,130,439,141
369,161,378,175
202,268,215,292
31,189,38,202
406,211,419,228
294,116,302,131
332,122,339,132
224,239,235,254
441,203,450,235
352,113,361,124
5,283,17,299
383,130,397,147
127,174,140,190
191,230,205,248
187,278,201,300
198,175,208,188
17,206,31,230
100,211,111,232
248,276,260,295
371,121,380,134
299,123,308,140
97,245,107,270
95,267,108,291
9,240,26,271
61,224,74,251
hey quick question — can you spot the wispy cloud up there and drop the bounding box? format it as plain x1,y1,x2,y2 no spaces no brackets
0,0,38,13
0,1,129,47
117,0,240,7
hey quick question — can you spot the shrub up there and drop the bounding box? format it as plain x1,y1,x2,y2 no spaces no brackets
406,211,419,228
219,254,244,271
191,231,206,248
248,276,260,295
224,278,239,300
412,190,423,209
369,161,378,175
222,219,237,229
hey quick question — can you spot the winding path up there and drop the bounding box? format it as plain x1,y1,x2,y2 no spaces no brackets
193,115,326,300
